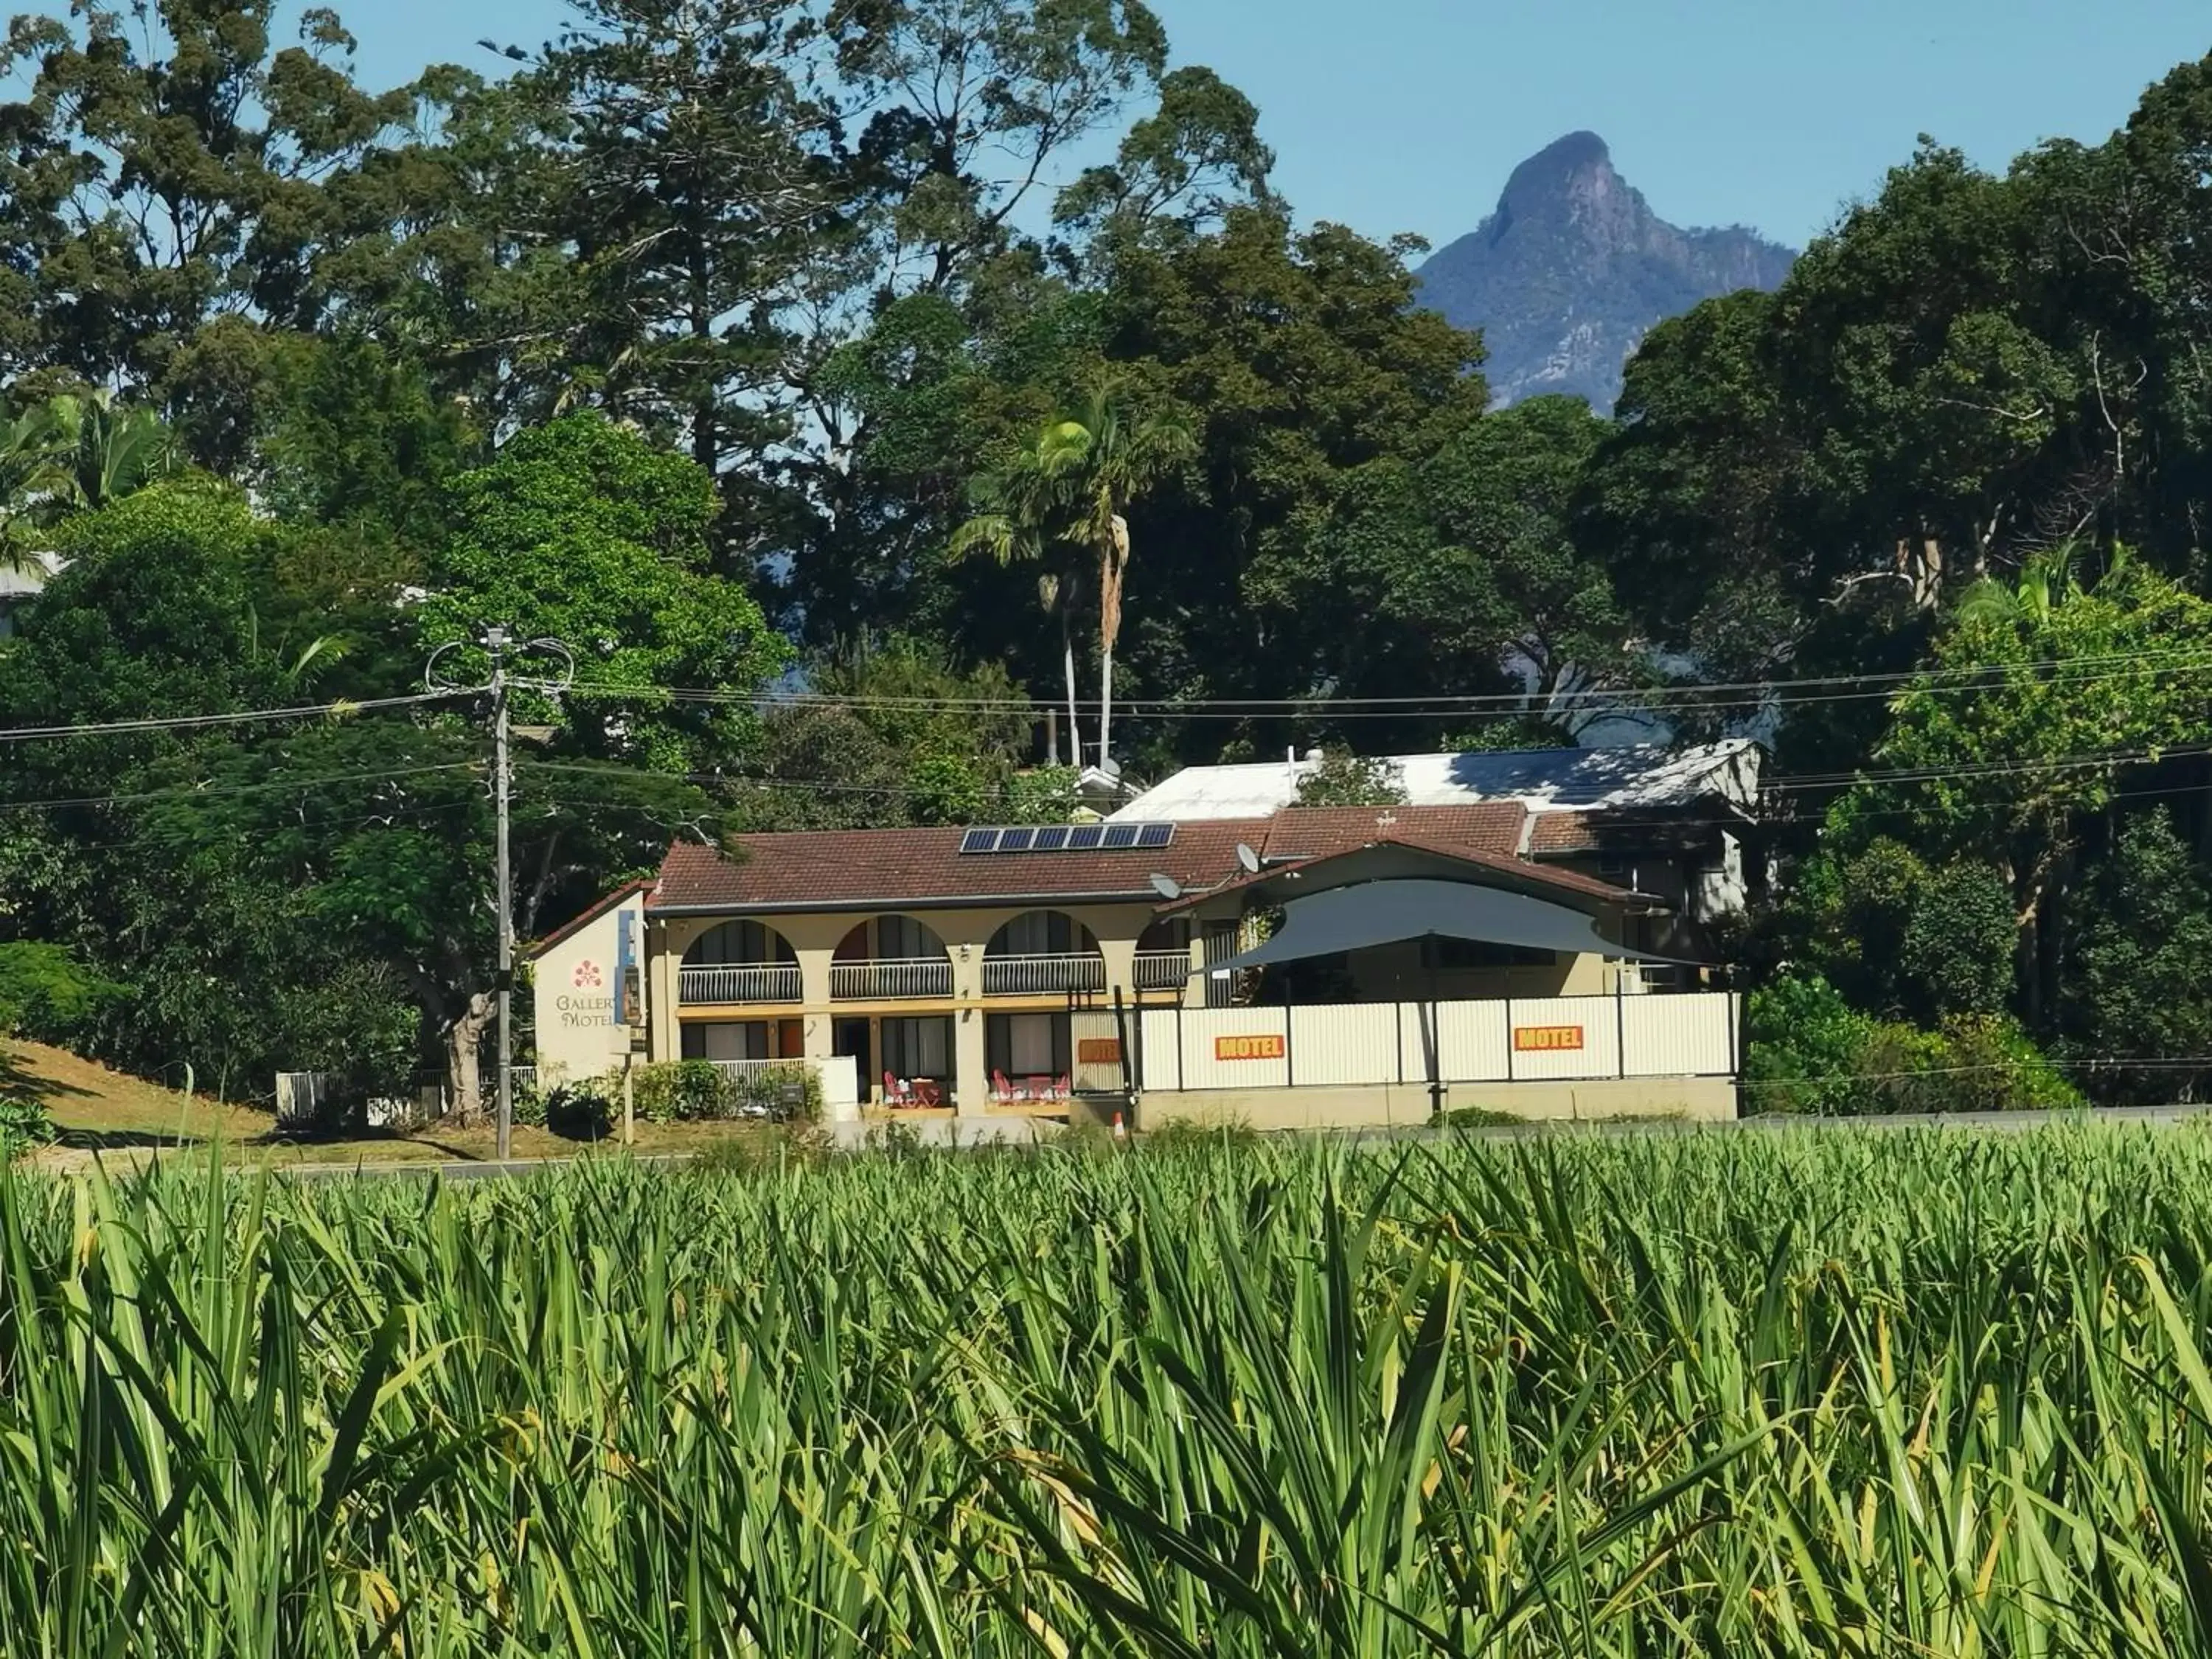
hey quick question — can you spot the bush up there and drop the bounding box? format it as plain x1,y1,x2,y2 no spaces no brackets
1744,973,1877,1115
1746,971,2081,1116
544,1078,616,1138
512,1076,548,1128
0,1091,55,1162
624,1062,824,1127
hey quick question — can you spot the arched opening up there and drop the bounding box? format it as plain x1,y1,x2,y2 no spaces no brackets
983,911,1105,997
828,914,957,1108
1135,917,1194,991
678,920,799,1004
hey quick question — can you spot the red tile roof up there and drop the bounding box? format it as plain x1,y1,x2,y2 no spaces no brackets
1529,813,1602,854
652,819,1276,912
648,801,1637,916
1257,804,1526,860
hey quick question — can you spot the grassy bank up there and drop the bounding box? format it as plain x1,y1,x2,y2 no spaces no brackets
6,1127,2212,1652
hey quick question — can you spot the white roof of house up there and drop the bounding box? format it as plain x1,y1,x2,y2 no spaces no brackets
1109,740,1761,822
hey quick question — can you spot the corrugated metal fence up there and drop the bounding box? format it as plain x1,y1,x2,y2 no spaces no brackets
1087,992,1739,1095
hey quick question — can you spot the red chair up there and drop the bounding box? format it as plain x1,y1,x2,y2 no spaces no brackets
882,1071,915,1107
1051,1074,1072,1102
992,1068,1017,1103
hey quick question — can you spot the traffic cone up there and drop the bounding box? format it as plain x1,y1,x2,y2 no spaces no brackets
1113,1109,1127,1141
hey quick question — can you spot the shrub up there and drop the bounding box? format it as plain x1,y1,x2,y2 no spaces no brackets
629,1061,823,1127
511,1077,548,1128
1744,973,1879,1114
1745,972,2080,1116
0,1091,55,1162
544,1078,616,1138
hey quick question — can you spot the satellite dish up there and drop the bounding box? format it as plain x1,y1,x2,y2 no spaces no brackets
1149,872,1183,900
1235,842,1261,874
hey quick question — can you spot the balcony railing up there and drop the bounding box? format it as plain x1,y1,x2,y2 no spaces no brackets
679,963,801,1005
830,957,953,1001
1134,950,1193,991
984,953,1107,997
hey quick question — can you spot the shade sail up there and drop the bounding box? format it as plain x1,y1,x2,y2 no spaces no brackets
1203,878,1688,973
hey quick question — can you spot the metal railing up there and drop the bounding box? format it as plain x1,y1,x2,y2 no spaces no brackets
983,953,1107,996
707,1058,814,1083
679,963,801,1004
1134,950,1192,991
830,957,953,1001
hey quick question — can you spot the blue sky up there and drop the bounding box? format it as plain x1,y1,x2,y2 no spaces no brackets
352,0,2210,251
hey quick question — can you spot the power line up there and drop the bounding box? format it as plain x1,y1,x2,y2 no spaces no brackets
0,762,484,814
0,689,467,745
550,644,2212,719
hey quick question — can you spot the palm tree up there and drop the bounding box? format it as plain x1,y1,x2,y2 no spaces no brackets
950,432,1086,767
46,390,178,510
1040,380,1194,768
0,406,69,577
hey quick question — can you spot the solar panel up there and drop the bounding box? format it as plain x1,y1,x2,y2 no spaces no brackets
995,827,1036,852
1067,824,1104,849
1101,823,1140,849
1032,826,1070,851
959,829,999,854
1135,822,1175,849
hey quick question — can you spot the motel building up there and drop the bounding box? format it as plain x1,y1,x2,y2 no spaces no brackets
528,801,1742,1132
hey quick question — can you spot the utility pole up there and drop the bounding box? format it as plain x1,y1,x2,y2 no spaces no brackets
428,626,572,1161
488,625,514,1162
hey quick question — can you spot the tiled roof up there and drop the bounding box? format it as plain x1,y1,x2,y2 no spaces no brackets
1256,804,1525,861
649,801,1634,916
1529,814,1602,854
652,819,1275,912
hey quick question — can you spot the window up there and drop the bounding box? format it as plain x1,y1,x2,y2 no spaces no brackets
687,920,794,965
996,911,1078,956
1421,938,1554,971
882,1016,951,1079
987,1012,1070,1077
1138,917,1192,952
877,915,940,959
681,1021,770,1060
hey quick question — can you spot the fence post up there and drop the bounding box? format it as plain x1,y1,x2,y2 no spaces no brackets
1615,970,1627,1080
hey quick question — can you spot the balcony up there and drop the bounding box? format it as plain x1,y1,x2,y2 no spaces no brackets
831,957,953,1001
1134,950,1193,991
680,963,801,1005
984,953,1107,997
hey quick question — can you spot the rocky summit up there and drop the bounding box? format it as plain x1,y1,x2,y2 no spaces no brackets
1415,131,1795,414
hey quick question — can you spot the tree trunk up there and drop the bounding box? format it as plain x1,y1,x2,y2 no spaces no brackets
445,992,494,1127
1098,513,1130,770
1062,610,1081,773
1099,644,1114,771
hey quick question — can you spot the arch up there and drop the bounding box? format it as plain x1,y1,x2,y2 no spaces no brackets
683,919,798,967
833,914,950,962
986,910,1102,959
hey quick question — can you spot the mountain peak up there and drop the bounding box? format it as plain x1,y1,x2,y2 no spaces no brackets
1502,131,1613,198
1415,136,1795,414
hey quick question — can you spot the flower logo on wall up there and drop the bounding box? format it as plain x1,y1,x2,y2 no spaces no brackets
572,961,603,990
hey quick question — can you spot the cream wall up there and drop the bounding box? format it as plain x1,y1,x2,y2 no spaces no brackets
653,900,1173,1112
532,897,647,1088
1132,1076,1738,1132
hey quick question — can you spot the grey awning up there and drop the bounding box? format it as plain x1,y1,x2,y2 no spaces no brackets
1205,878,1688,972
